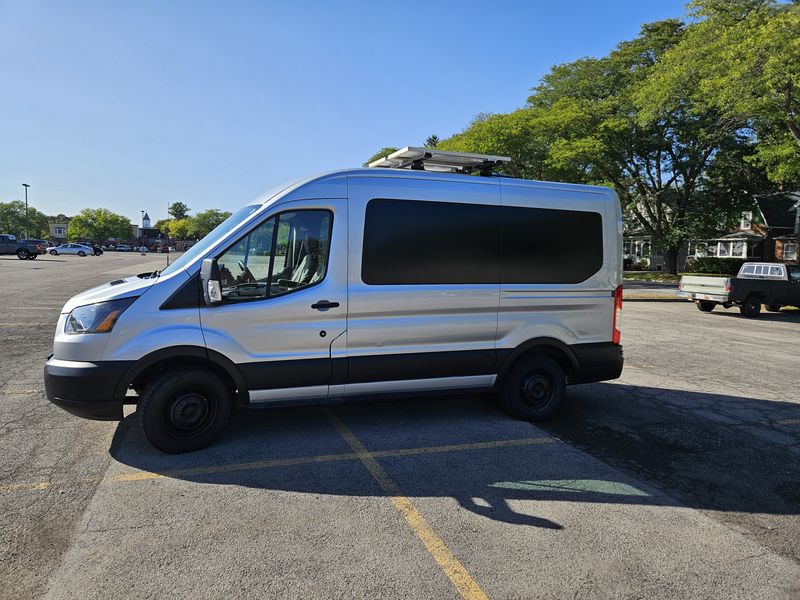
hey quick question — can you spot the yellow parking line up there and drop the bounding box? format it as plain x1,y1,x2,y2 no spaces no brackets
0,435,555,494
325,408,490,600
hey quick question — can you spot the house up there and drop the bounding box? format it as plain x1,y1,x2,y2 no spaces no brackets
756,192,799,264
49,223,68,242
623,191,799,270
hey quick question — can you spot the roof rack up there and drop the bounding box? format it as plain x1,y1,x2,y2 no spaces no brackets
368,147,511,177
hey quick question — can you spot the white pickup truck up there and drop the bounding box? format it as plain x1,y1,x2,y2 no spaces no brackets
678,262,800,317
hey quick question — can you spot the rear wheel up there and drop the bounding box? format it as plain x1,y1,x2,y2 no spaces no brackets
499,355,566,421
50,250,58,256
766,304,782,313
696,300,715,312
77,250,86,257
16,249,29,260
740,296,762,318
138,367,233,453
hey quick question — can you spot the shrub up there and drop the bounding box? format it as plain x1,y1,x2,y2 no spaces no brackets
690,257,746,275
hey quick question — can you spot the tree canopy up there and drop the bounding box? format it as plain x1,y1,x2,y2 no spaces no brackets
168,201,191,220
637,0,800,184
67,208,131,242
0,200,49,239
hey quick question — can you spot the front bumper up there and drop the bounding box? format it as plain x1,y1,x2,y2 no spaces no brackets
44,356,134,421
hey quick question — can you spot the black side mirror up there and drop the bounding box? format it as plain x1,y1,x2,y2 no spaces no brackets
200,258,222,306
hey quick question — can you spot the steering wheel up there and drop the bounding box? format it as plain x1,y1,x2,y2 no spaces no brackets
237,260,256,284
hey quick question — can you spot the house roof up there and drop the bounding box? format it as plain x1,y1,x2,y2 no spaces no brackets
754,192,799,229
714,231,765,241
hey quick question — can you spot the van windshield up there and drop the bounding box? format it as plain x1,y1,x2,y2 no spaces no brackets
159,204,261,277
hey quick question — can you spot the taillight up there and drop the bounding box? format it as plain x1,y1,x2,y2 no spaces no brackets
612,284,623,345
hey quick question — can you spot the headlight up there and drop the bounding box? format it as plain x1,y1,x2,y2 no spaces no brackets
65,298,137,335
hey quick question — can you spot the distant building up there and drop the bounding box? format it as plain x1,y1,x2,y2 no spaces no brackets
142,212,151,229
49,223,68,242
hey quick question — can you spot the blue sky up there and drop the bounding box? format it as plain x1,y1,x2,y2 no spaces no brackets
0,0,687,224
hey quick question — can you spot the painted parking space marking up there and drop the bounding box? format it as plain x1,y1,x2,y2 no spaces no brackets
325,408,490,600
0,434,556,494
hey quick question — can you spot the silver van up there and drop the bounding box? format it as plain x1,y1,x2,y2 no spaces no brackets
45,149,624,453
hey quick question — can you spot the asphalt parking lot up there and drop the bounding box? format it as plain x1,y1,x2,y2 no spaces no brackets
2,253,799,599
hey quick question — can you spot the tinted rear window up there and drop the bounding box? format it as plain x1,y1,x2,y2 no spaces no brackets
361,199,500,284
501,205,603,284
362,198,603,285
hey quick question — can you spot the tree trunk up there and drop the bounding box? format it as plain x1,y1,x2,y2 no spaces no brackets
663,247,680,275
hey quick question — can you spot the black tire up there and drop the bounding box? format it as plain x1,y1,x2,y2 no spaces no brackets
740,296,762,318
696,300,715,312
766,304,782,313
138,367,233,453
16,249,29,260
50,250,58,256
77,250,86,257
499,355,566,421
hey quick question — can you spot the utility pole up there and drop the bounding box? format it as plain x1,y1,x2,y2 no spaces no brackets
22,184,30,239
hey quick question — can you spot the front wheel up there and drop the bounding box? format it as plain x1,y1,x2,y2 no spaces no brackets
138,367,233,453
499,355,566,421
766,304,782,313
16,249,29,260
696,300,715,312
740,296,762,318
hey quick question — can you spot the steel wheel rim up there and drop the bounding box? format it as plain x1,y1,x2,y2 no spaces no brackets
521,373,554,409
166,392,216,438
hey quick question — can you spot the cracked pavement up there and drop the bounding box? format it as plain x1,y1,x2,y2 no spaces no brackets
1,254,800,599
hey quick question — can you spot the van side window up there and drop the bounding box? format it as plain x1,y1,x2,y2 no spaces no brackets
216,210,332,302
361,198,603,285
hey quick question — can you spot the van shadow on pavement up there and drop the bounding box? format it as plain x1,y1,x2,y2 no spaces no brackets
110,383,800,533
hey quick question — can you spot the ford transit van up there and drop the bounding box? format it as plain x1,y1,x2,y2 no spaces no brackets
45,149,624,453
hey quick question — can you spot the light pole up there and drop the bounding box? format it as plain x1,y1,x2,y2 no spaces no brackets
22,184,30,239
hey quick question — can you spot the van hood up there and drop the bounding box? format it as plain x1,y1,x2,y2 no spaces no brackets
60,272,168,314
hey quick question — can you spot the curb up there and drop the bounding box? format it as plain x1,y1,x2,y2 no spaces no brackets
623,295,684,302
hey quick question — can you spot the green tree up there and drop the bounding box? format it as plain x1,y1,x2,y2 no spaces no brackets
637,1,800,184
363,147,399,167
67,208,131,242
0,200,49,238
168,218,192,239
153,218,170,234
526,20,756,273
439,110,585,181
168,201,190,220
425,134,440,148
190,209,231,239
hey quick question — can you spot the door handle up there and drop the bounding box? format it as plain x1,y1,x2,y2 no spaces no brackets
311,300,340,310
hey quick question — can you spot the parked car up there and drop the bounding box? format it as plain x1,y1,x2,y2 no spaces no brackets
0,234,42,260
49,243,94,257
22,239,48,255
44,147,624,453
678,262,800,317
92,245,104,256
115,244,130,252
136,246,149,253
